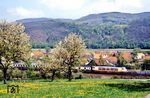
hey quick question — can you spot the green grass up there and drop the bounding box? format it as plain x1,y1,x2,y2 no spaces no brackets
0,79,150,98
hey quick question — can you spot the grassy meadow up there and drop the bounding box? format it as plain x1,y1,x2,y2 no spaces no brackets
0,79,150,98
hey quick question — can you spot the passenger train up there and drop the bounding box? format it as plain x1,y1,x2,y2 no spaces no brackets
79,65,127,73
14,62,127,73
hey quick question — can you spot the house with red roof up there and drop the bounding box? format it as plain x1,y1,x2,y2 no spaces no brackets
122,52,132,63
144,55,150,60
31,50,45,58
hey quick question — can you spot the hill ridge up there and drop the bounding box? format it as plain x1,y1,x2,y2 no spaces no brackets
16,12,150,49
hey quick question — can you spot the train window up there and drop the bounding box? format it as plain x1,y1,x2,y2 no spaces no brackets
111,68,114,70
99,68,101,70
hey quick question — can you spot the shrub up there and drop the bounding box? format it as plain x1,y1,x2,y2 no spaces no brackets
73,72,83,79
45,73,51,79
12,68,22,78
142,60,150,70
26,70,40,79
53,71,66,79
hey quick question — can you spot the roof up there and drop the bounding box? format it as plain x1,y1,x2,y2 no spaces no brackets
80,58,89,65
137,53,145,57
93,51,108,59
93,52,101,59
106,56,118,64
82,54,93,61
31,50,45,58
122,52,132,62
144,56,150,60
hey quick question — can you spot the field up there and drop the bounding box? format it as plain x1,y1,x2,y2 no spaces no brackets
0,79,150,98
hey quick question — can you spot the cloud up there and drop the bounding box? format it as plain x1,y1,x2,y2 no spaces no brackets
39,0,86,18
7,7,45,19
82,0,144,14
40,0,84,10
115,0,143,11
5,0,150,20
39,0,149,19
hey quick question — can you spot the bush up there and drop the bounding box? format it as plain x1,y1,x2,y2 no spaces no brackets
73,72,83,79
142,60,150,70
22,71,27,79
53,71,67,79
75,75,83,79
12,68,22,78
45,73,51,79
26,70,40,79
7,68,28,80
7,67,14,80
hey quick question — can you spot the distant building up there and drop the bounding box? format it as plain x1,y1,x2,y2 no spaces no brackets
144,55,150,60
93,51,108,59
106,56,118,65
136,53,145,60
122,52,132,63
31,50,45,58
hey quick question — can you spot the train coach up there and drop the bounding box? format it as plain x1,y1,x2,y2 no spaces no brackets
79,66,127,73
93,66,127,73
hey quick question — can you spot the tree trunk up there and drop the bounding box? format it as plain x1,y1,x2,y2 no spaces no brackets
3,68,7,84
51,69,56,82
68,66,72,81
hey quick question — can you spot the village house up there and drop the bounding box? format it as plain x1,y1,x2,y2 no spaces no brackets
105,56,118,65
144,55,150,60
136,53,145,60
93,51,108,59
31,50,46,58
122,52,132,63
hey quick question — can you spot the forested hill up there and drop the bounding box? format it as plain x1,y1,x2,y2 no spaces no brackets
16,12,150,49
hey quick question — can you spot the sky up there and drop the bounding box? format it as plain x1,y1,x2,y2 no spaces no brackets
0,0,150,20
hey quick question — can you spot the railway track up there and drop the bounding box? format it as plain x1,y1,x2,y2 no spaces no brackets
82,71,150,79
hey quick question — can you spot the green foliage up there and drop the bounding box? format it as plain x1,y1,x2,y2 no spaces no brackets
54,71,65,79
117,52,127,67
11,68,27,79
90,60,97,66
12,68,22,78
32,42,49,49
26,70,40,79
142,60,150,70
133,48,141,56
143,50,150,55
36,56,52,79
99,55,105,65
132,48,141,62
